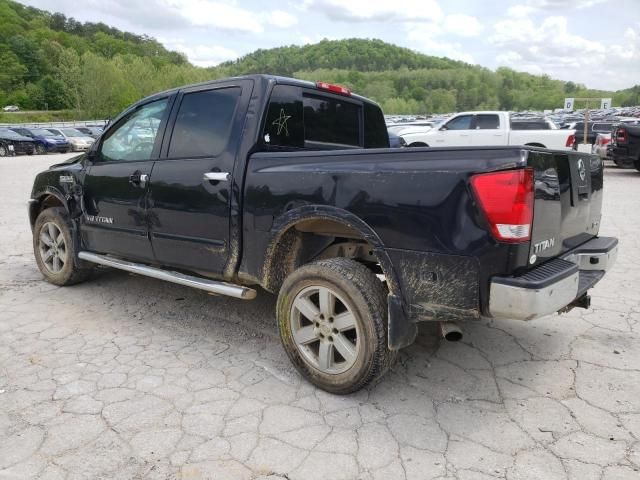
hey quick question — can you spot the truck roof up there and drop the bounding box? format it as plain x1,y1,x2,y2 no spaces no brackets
140,74,380,108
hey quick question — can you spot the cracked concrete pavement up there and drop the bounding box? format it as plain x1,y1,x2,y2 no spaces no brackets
1,153,639,480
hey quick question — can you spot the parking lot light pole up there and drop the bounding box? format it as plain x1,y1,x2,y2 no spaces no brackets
571,97,607,147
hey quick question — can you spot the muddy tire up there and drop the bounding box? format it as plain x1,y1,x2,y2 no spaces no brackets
277,258,394,394
33,207,93,286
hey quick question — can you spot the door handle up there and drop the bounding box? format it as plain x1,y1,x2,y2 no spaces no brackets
203,172,230,182
129,173,149,188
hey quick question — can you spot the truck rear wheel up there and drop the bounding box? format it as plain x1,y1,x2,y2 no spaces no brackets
277,258,394,394
33,207,93,286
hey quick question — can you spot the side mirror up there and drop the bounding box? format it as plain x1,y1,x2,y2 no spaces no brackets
439,125,448,131
86,148,97,162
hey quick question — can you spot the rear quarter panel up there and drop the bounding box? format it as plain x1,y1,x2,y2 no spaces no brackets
508,129,575,150
240,147,533,316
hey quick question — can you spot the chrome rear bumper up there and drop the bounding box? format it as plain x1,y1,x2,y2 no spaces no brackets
489,237,618,321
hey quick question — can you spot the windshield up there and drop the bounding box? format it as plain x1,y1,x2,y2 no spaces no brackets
11,128,31,136
31,129,57,137
60,129,85,137
0,128,23,138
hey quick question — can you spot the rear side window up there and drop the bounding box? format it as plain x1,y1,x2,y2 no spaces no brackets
168,87,241,158
475,114,500,129
303,94,360,148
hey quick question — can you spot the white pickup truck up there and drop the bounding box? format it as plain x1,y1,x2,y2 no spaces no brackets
400,111,576,150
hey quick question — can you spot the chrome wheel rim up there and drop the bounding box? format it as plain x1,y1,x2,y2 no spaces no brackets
38,222,67,274
290,285,361,375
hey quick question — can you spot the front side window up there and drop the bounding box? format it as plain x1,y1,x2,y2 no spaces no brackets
445,115,473,130
475,114,500,130
99,98,168,162
168,87,241,158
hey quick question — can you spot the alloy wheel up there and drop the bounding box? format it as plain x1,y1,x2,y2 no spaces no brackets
38,222,68,274
290,285,361,374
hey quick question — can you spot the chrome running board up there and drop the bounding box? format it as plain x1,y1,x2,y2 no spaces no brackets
78,252,256,300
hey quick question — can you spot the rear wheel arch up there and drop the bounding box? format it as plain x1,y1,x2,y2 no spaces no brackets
409,142,429,147
261,207,401,298
525,142,546,148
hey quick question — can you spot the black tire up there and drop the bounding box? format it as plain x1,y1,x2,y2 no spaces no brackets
409,142,428,148
277,258,394,394
0,144,7,157
33,207,93,286
36,144,46,155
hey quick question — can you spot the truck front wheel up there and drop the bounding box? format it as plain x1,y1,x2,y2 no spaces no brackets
277,258,394,394
33,207,93,286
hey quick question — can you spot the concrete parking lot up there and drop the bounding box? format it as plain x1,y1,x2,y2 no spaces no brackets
1,153,639,480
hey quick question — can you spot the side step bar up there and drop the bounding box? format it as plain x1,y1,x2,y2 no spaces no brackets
78,252,257,300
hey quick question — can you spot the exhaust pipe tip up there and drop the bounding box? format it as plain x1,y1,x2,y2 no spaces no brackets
440,322,463,342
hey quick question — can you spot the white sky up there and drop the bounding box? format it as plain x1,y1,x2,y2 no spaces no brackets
21,0,640,90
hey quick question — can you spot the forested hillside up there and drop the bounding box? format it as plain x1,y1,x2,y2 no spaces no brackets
212,39,639,113
1,0,638,119
0,0,208,117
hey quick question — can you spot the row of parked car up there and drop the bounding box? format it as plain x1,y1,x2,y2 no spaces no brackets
387,110,640,159
0,126,103,157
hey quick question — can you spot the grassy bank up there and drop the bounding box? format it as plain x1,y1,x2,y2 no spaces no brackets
0,110,100,124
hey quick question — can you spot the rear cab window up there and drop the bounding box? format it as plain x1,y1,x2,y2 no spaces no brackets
262,83,388,151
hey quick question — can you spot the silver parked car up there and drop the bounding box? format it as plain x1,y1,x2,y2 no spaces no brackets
47,128,95,152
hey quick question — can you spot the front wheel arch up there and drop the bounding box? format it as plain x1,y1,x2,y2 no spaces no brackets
29,191,69,229
408,142,429,148
525,142,546,148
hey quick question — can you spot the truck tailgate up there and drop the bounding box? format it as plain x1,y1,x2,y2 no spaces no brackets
527,150,603,266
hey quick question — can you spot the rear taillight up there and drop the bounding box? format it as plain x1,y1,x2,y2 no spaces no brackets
471,168,534,243
616,128,628,144
566,134,576,148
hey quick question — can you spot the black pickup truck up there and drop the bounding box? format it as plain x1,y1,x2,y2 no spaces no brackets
29,75,617,393
611,123,640,169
